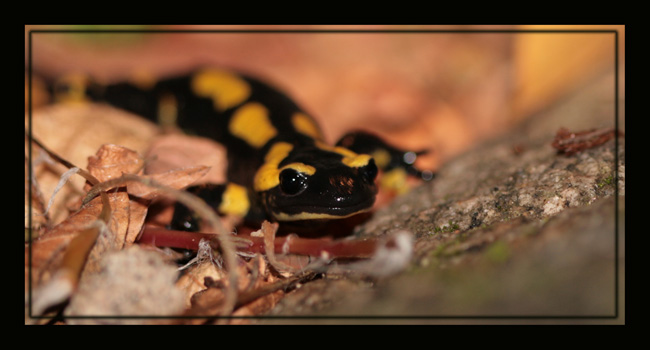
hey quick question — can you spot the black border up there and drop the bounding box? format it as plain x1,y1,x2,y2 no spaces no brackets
25,26,623,324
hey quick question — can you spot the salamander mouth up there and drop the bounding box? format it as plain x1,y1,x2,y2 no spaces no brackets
272,196,376,221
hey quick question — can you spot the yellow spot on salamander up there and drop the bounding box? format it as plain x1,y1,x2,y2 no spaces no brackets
254,142,316,192
255,142,293,192
315,141,373,168
371,149,391,169
191,69,251,111
54,73,92,104
229,102,277,148
342,154,373,168
157,93,178,128
284,162,316,175
381,168,409,194
218,183,250,217
292,112,323,140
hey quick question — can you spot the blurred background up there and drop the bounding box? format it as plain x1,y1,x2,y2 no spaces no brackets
25,24,624,174
25,26,624,321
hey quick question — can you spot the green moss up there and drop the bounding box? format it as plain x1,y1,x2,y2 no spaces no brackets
433,220,460,234
597,175,615,188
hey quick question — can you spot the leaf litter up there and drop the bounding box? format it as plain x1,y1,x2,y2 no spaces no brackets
26,126,415,325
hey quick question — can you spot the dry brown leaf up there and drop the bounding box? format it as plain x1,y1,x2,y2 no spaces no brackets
145,134,227,185
229,257,284,321
27,143,210,292
28,188,128,288
551,127,623,156
124,165,211,245
26,139,216,318
176,237,249,309
86,144,145,183
176,258,225,308
26,233,73,291
126,166,210,200
27,104,159,226
181,253,287,323
25,155,48,234
85,144,143,255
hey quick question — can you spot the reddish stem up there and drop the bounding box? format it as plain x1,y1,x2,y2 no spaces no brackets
138,226,378,258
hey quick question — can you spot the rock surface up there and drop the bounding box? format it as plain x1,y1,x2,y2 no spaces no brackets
261,69,624,323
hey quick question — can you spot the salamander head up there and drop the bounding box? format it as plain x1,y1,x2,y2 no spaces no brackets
255,142,378,221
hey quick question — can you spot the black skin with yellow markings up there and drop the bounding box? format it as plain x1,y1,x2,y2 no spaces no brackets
264,143,379,220
337,132,432,179
53,68,431,231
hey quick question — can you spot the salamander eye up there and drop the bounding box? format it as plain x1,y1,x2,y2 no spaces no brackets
361,158,378,182
279,168,308,195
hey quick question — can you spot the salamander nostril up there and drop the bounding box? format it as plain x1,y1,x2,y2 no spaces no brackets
329,175,355,195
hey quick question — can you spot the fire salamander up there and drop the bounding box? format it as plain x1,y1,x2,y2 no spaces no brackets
52,68,432,232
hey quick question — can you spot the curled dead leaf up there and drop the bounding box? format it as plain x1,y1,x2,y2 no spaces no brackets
86,144,144,183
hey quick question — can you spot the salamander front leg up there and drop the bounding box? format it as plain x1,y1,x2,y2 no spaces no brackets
170,183,252,232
